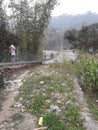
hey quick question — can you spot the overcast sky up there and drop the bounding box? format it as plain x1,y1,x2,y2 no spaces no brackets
52,0,98,16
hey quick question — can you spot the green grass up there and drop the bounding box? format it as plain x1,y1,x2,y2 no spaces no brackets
15,52,98,129
11,113,24,122
43,113,65,130
43,104,84,130
16,65,85,130
86,96,98,120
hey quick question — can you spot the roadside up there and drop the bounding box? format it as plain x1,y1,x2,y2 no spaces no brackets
0,65,41,130
0,62,98,130
0,64,84,130
73,78,98,130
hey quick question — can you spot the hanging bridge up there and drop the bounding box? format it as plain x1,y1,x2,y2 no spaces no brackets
0,49,78,67
0,49,78,88
0,40,78,67
0,49,59,67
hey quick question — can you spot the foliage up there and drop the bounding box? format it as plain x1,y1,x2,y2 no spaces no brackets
0,0,19,62
79,53,98,90
64,23,98,51
9,0,57,54
43,28,63,50
87,96,98,120
64,105,84,129
64,29,78,44
43,113,65,130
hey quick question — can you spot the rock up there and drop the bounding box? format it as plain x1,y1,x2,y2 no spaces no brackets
40,81,44,85
1,128,6,130
57,100,62,104
19,97,23,101
45,100,51,103
0,124,4,129
21,108,26,113
42,93,46,96
21,106,26,112
10,123,15,127
66,100,72,105
10,128,15,130
14,102,22,108
50,105,60,112
61,83,66,86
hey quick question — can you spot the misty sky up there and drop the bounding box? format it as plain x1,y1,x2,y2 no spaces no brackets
52,0,98,16
5,0,98,16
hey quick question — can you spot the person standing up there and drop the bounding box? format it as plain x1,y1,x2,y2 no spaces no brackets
9,44,16,62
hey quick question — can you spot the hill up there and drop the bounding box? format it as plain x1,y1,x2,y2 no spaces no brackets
49,12,98,31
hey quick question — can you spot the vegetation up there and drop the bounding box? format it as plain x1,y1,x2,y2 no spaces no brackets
46,12,98,50
79,55,98,90
0,0,18,61
87,96,98,120
77,53,98,120
64,23,98,51
11,113,24,122
9,0,56,54
16,66,84,130
50,52,98,121
1,0,98,128
43,28,63,50
0,0,57,61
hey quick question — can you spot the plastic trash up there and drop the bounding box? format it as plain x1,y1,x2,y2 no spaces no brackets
38,117,43,126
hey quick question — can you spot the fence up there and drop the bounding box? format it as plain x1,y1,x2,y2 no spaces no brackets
0,49,43,63
0,49,57,63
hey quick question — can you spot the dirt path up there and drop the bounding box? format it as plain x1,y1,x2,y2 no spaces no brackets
0,70,37,130
73,78,98,130
1,64,98,130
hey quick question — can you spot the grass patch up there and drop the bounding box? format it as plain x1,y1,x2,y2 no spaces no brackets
86,96,98,120
16,65,84,129
11,113,24,122
64,105,84,128
43,104,84,130
77,52,98,121
43,113,65,130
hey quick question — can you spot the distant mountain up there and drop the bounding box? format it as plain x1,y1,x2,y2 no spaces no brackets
49,12,98,31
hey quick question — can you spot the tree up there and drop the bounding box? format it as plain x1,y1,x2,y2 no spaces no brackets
64,29,78,43
64,29,78,48
0,0,19,62
64,23,98,52
78,26,89,50
87,23,98,51
0,0,9,61
9,0,57,55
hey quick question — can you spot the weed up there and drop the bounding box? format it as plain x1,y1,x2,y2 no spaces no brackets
43,113,65,130
63,104,84,130
11,113,24,122
28,92,49,116
16,66,84,129
79,52,98,90
86,96,98,120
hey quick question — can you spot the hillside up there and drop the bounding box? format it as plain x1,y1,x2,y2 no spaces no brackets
49,12,98,31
